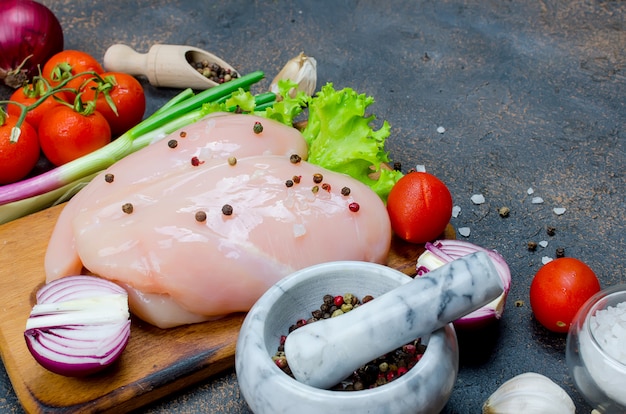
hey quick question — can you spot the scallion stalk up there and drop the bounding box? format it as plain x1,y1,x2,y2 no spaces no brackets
0,71,265,207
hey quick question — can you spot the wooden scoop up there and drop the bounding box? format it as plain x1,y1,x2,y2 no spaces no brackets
103,44,240,90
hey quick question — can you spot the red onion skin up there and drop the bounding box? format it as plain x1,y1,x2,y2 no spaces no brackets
0,0,64,88
24,322,130,377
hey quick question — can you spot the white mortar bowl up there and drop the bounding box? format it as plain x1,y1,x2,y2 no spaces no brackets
235,260,459,414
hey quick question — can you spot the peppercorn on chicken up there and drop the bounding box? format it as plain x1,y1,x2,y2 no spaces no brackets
44,113,392,328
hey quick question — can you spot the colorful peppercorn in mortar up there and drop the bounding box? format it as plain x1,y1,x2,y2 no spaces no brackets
273,293,427,390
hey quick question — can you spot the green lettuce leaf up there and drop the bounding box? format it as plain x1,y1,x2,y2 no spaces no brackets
202,81,402,201
301,83,403,201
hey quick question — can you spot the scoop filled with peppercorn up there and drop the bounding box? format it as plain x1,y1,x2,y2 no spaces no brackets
235,260,462,414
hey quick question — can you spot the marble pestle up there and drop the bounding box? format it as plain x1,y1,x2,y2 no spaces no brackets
284,251,503,389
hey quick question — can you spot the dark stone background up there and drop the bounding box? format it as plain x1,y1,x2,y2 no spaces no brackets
1,1,624,412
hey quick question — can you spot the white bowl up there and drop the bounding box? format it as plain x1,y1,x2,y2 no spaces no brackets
566,284,626,413
235,261,459,414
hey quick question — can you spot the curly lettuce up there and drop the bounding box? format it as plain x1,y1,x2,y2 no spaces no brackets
302,83,402,201
205,81,402,201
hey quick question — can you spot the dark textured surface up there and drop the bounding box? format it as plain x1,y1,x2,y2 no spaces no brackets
1,1,624,412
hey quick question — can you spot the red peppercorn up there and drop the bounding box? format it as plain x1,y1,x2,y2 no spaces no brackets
386,371,397,382
191,156,204,166
349,202,360,212
403,344,416,355
279,335,287,346
333,295,344,307
397,366,408,376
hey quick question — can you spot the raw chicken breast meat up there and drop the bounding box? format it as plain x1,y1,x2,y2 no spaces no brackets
45,113,392,328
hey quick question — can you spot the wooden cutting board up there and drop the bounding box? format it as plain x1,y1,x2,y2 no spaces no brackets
0,203,454,413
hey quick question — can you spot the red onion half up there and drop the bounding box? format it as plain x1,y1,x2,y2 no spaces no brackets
0,0,64,88
24,275,131,377
416,239,512,330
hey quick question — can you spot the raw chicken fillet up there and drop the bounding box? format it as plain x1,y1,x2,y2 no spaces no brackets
45,113,392,328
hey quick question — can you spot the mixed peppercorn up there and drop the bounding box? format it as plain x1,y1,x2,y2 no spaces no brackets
191,60,239,84
114,123,361,219
273,293,427,391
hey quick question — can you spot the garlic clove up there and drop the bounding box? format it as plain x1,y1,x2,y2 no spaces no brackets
270,52,317,98
482,372,575,414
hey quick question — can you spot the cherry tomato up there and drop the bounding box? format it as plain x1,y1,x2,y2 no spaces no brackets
6,83,70,131
38,106,111,166
42,50,104,97
386,171,453,244
0,116,40,184
81,72,146,136
530,257,601,333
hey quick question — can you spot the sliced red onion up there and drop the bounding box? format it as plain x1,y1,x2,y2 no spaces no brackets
24,275,130,377
416,239,512,330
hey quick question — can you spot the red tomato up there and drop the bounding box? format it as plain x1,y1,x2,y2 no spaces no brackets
530,258,601,333
38,106,111,166
42,50,104,96
0,116,40,184
81,72,146,136
6,84,70,131
386,171,453,244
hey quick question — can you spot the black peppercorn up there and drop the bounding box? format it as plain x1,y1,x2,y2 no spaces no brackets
222,204,233,215
556,247,565,258
104,173,114,183
167,139,178,148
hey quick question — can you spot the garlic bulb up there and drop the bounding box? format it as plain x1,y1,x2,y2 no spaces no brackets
269,52,317,98
482,372,575,414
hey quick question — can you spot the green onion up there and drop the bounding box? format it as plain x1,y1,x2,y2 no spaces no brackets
0,71,265,215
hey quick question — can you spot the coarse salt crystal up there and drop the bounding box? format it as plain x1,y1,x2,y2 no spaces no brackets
531,197,544,204
437,126,446,134
539,240,548,248
471,194,485,204
527,187,534,195
590,301,626,364
415,164,426,172
458,227,471,237
452,205,461,218
541,256,553,264
553,207,566,215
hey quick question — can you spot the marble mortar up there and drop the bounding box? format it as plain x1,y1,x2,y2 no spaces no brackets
235,258,496,414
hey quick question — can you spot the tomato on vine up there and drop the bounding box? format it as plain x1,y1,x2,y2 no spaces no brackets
42,50,104,97
386,171,453,244
0,112,40,184
530,257,601,333
38,101,111,167
81,72,146,136
6,79,70,131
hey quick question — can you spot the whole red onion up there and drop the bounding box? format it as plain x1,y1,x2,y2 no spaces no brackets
0,0,64,88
